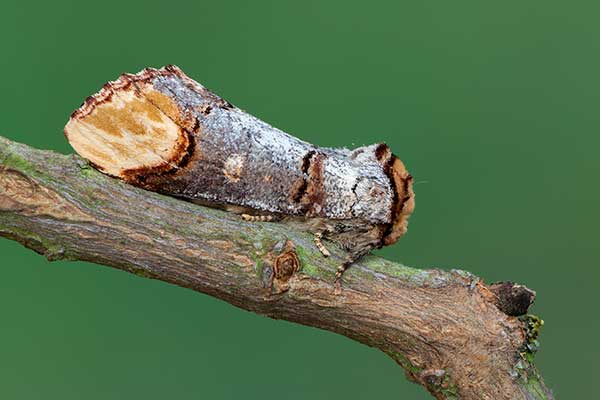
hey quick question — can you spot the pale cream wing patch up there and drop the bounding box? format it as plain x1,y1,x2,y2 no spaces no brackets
65,79,187,178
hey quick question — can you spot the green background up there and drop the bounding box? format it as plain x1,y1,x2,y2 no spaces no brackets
1,1,597,398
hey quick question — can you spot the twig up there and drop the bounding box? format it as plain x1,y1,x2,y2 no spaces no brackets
0,136,553,399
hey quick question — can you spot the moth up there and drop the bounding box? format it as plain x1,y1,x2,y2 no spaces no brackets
64,65,414,282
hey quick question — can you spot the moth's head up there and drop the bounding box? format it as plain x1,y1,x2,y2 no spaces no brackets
351,143,415,246
382,152,414,246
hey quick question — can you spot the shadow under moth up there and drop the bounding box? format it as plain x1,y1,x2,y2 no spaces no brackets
64,65,415,284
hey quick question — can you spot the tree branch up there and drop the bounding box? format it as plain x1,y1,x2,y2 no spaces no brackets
0,136,552,399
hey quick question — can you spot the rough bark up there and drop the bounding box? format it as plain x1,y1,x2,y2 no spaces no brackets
0,136,553,400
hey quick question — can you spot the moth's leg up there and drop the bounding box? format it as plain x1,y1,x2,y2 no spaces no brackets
314,231,331,257
225,205,280,223
241,214,278,222
334,243,378,290
335,260,353,284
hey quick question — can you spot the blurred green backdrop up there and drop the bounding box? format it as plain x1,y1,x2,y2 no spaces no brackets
1,1,598,398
